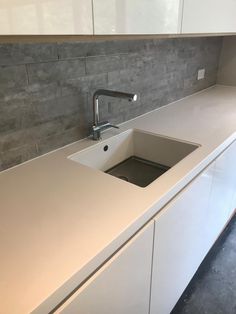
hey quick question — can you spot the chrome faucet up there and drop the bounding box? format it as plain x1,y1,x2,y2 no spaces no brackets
92,89,138,140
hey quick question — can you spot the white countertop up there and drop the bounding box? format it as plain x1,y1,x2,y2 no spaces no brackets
1,85,236,314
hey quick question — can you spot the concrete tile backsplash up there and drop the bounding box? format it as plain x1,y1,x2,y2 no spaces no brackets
0,37,222,171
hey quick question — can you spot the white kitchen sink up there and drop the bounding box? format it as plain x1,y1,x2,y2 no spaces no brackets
68,129,199,187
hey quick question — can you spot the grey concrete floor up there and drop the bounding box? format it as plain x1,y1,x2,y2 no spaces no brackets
172,214,236,314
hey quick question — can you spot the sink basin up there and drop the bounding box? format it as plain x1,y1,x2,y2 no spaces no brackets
68,129,199,187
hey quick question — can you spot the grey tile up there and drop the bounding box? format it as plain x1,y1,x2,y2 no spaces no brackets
0,128,36,152
85,54,127,75
61,73,107,96
0,37,223,171
126,52,167,73
0,113,80,153
0,99,26,133
0,82,61,102
0,65,28,88
36,126,86,155
0,149,22,171
106,58,166,92
0,144,38,171
21,93,87,128
57,41,91,59
0,43,58,66
25,82,62,102
57,39,153,59
27,59,86,84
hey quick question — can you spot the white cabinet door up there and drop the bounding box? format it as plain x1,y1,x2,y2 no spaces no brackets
93,0,183,34
0,0,93,34
182,0,236,33
150,163,215,314
207,140,236,242
56,222,154,314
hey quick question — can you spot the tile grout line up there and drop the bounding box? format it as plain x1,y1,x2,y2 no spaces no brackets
25,63,30,85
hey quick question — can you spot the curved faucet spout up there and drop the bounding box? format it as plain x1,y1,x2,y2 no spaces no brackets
92,89,138,140
93,89,137,105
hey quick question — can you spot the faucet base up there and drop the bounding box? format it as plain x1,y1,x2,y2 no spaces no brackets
91,121,119,141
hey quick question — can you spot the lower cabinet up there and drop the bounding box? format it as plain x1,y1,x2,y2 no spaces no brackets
56,222,154,314
207,140,236,243
54,141,236,314
150,140,236,314
150,162,215,314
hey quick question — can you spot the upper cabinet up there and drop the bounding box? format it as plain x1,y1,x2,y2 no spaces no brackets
182,0,236,33
93,0,183,34
0,0,93,35
1,0,236,35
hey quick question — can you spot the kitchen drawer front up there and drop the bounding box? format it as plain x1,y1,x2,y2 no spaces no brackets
56,221,154,314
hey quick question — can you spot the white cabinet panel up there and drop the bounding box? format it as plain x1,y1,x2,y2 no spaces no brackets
207,141,236,242
93,0,183,34
182,0,236,33
150,163,215,314
56,222,154,314
0,0,93,34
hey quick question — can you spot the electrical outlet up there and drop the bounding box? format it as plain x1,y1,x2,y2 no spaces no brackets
197,68,205,80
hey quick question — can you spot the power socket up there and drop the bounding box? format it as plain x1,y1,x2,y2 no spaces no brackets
197,68,205,80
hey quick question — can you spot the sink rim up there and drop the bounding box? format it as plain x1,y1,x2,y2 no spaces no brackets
67,128,202,190
67,128,201,159
67,128,201,188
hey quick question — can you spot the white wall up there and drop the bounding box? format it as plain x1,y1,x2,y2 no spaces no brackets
217,36,236,86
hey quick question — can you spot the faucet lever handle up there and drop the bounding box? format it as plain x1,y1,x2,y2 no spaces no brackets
91,121,119,140
99,121,119,130
108,124,119,129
